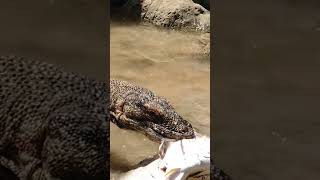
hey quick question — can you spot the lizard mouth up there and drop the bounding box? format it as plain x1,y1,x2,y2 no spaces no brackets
146,121,195,141
116,114,194,142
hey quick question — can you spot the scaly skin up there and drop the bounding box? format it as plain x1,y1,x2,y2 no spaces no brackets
211,163,232,180
110,79,195,142
0,56,109,180
0,56,195,179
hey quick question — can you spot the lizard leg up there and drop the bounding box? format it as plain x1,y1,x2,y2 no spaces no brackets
1,153,45,180
0,145,45,180
0,156,22,179
110,91,137,125
0,165,19,180
30,167,61,180
110,99,134,128
110,108,123,120
40,110,108,180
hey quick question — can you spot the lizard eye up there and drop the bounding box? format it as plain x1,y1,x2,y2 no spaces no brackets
143,103,162,116
143,103,151,109
143,103,153,111
136,102,144,108
147,108,161,116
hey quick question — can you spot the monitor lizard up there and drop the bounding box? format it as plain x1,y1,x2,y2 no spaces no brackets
0,55,195,179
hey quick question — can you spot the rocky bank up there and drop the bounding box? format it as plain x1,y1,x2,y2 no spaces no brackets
111,0,210,32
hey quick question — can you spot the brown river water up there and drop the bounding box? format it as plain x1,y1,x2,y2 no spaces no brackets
110,23,210,172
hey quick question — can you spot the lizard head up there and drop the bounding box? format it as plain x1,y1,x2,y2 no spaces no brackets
111,91,195,142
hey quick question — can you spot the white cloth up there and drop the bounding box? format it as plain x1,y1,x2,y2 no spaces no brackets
118,135,210,180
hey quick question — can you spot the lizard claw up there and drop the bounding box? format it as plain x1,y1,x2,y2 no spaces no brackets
110,110,123,120
115,109,123,118
111,91,134,121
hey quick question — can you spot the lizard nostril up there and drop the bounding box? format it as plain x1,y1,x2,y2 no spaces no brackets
160,166,167,172
182,126,190,133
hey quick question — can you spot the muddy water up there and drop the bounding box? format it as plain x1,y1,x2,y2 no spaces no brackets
110,23,210,171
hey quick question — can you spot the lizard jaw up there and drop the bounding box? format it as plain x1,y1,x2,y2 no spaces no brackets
113,113,166,142
111,113,194,142
150,123,195,140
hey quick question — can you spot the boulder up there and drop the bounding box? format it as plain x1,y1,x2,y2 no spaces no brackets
111,0,210,32
141,0,210,32
193,0,210,10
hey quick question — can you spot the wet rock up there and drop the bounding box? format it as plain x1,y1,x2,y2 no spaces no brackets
111,0,210,32
193,0,210,10
141,0,210,32
199,33,210,56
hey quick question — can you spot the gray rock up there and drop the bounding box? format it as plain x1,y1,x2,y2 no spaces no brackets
141,0,210,32
193,0,210,10
199,33,210,56
111,0,210,32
